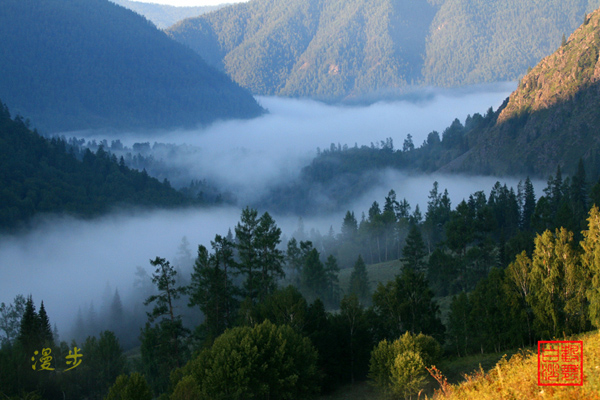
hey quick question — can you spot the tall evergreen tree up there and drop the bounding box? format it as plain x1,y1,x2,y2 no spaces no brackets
235,207,260,302
141,256,189,393
188,237,237,341
301,248,327,302
255,212,285,302
402,224,427,271
349,255,370,305
522,177,536,231
37,301,53,345
18,296,40,354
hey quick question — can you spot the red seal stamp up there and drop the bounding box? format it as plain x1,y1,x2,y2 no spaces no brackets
538,341,583,386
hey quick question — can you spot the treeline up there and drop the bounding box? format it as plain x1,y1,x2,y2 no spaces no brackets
66,138,234,204
0,102,195,231
5,182,600,397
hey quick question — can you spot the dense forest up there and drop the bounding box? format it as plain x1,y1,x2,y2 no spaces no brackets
263,5,600,213
0,102,203,231
0,0,263,133
3,163,600,398
167,0,600,100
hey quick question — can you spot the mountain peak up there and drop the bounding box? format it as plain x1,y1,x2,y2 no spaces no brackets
498,8,600,125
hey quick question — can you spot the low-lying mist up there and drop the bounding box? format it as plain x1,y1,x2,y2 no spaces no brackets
2,83,533,344
76,83,515,205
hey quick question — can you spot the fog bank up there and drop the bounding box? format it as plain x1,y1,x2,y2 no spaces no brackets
77,83,515,204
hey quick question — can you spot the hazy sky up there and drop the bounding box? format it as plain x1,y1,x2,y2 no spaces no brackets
138,0,249,6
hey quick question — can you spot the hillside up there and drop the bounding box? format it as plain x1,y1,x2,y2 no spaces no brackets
0,0,263,133
109,0,227,29
0,101,192,231
431,330,600,399
447,8,600,177
167,0,600,100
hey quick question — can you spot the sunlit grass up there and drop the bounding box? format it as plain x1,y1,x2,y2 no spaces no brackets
427,330,600,400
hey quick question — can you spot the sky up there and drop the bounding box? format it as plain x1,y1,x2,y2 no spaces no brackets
137,0,249,6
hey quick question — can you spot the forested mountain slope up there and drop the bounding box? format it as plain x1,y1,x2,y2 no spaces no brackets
0,102,192,231
110,0,226,29
168,0,436,99
167,0,600,100
447,8,600,176
0,0,263,133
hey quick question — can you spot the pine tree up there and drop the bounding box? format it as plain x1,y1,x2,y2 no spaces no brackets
17,296,50,354
188,236,237,340
37,301,53,345
301,248,327,301
255,212,285,302
324,255,341,307
402,224,427,271
109,288,125,339
235,207,260,302
522,177,536,231
349,255,370,305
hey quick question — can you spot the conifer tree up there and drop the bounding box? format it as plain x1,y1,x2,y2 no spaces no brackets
141,256,188,392
37,301,53,345
349,255,370,305
18,296,40,353
402,224,427,271
188,236,237,340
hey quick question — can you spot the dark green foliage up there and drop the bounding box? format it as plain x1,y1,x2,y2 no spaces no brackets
141,257,189,394
349,255,370,305
175,320,320,400
0,0,262,132
243,285,308,332
105,373,152,400
75,331,127,398
330,295,374,384
235,208,285,303
0,102,192,230
402,224,427,271
188,236,237,342
371,268,445,342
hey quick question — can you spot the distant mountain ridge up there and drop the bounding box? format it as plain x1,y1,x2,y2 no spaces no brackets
0,0,263,133
109,0,228,29
167,0,600,100
443,7,600,177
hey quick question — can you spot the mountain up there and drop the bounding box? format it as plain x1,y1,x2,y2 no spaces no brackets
167,0,436,99
167,0,600,100
109,0,227,29
446,8,600,177
0,101,193,231
0,0,263,133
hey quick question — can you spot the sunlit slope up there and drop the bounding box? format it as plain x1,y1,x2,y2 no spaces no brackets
446,7,600,176
432,330,600,400
0,0,263,133
168,0,599,99
168,0,436,99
